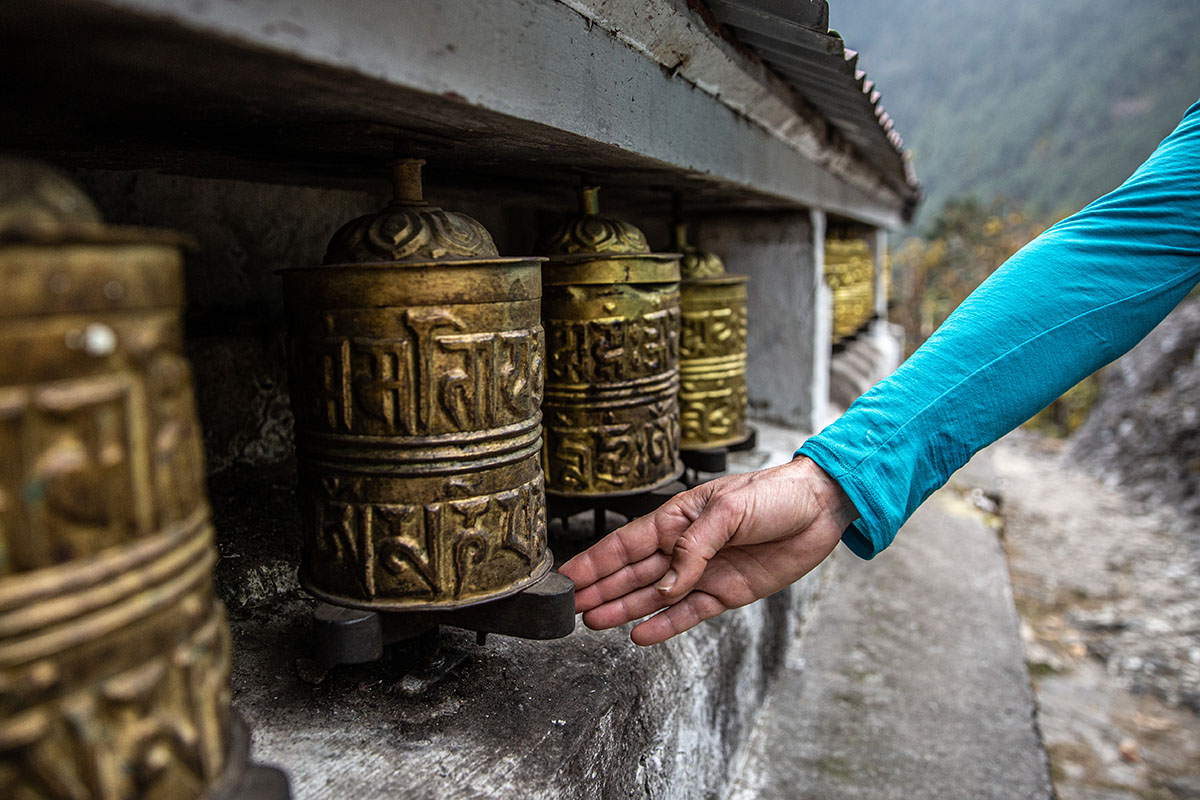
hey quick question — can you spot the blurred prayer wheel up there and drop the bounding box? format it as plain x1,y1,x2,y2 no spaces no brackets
0,160,272,800
674,223,749,449
826,237,875,342
281,159,551,611
539,187,682,497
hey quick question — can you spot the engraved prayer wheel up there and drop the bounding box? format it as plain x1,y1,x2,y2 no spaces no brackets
674,223,750,449
539,187,683,497
0,160,258,800
826,237,875,341
281,159,551,611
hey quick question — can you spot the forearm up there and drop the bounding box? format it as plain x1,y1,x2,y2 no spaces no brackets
800,100,1200,558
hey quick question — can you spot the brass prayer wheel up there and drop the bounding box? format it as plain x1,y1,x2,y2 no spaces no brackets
539,187,683,497
0,160,241,799
281,159,551,611
674,223,750,449
826,237,875,341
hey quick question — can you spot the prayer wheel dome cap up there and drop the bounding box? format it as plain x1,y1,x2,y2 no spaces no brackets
672,221,747,284
671,220,724,278
541,186,658,257
680,247,726,279
0,157,102,241
0,157,187,248
323,158,502,266
540,186,681,285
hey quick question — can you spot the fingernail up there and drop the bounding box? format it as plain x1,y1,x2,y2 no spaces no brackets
657,570,677,592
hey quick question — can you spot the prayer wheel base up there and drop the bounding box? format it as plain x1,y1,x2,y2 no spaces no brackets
680,425,759,480
547,480,689,539
308,570,576,671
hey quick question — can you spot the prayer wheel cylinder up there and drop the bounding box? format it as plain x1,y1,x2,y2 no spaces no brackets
281,160,551,611
539,187,683,497
674,224,750,449
0,161,243,799
826,237,875,341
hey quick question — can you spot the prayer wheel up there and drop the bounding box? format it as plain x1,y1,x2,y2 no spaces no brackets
539,187,683,497
0,160,257,800
826,237,875,341
281,160,551,611
674,223,750,449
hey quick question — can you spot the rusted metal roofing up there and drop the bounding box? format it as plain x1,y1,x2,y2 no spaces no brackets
704,0,919,198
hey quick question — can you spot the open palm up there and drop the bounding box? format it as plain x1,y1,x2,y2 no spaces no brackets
560,456,857,645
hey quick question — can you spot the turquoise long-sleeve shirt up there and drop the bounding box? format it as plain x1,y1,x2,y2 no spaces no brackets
799,100,1200,560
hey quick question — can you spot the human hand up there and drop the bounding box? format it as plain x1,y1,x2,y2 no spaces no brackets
559,456,858,645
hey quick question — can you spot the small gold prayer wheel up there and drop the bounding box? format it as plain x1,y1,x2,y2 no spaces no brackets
826,237,875,341
539,187,683,497
281,160,551,611
0,160,245,799
673,223,750,449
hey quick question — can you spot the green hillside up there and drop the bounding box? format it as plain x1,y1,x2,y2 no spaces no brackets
829,0,1200,229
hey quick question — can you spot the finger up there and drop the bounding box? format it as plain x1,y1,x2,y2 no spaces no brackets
631,591,728,646
581,583,671,631
658,495,741,601
559,514,661,590
573,551,672,613
560,493,700,590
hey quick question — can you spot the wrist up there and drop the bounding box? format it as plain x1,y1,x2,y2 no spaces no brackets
791,455,859,530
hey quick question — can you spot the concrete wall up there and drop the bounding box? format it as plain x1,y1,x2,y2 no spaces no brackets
696,210,829,433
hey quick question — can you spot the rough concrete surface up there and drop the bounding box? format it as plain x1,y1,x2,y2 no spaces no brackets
729,451,1054,800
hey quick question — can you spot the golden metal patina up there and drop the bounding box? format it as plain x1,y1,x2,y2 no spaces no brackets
674,223,749,449
0,160,236,800
282,159,550,611
825,237,875,341
539,187,682,497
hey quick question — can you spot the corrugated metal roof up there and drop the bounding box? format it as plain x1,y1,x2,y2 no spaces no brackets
704,0,919,198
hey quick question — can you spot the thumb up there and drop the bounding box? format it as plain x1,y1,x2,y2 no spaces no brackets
657,493,742,600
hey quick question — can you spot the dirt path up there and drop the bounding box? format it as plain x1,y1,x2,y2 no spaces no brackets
976,433,1200,800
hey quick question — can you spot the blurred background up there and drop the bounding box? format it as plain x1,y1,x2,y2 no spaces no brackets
833,0,1200,437
831,3,1200,796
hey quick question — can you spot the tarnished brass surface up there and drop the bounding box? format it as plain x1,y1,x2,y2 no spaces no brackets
539,188,682,497
282,160,550,611
674,223,749,449
826,237,875,341
0,161,233,800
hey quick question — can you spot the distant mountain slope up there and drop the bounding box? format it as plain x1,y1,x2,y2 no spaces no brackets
829,0,1200,228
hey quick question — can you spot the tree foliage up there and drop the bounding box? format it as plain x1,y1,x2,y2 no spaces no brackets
831,0,1200,230
890,197,1048,354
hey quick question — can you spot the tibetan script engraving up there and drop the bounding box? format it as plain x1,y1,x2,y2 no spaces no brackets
293,311,542,438
546,307,680,385
283,253,550,609
308,472,547,604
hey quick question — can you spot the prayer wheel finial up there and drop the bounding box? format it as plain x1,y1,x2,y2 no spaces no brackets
580,185,601,216
389,157,427,206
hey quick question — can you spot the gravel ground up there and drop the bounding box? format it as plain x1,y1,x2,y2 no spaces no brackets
979,433,1200,800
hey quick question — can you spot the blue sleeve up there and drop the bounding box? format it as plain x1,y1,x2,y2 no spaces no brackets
798,100,1200,560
